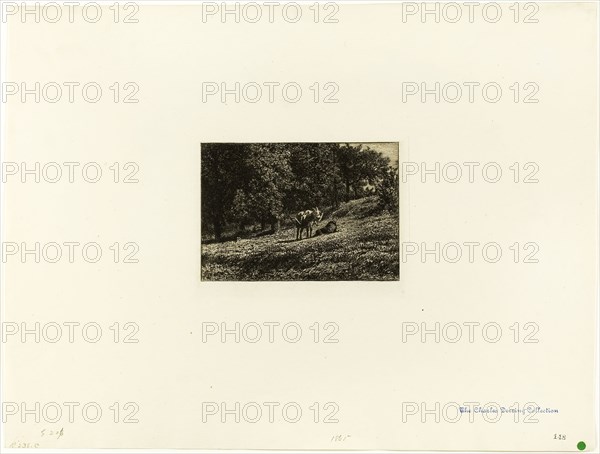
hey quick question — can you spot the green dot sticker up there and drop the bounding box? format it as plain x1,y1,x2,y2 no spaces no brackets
577,441,586,451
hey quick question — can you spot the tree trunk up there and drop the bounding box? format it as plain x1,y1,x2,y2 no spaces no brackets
345,181,351,202
213,219,222,242
331,179,339,208
271,219,280,233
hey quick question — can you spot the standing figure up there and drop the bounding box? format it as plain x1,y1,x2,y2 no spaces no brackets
292,207,322,240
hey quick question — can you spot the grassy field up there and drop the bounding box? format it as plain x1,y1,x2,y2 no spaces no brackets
201,197,399,281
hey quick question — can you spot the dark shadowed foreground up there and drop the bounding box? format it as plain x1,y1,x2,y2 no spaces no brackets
201,197,399,281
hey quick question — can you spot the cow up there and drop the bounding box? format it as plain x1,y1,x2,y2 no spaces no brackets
292,207,322,240
314,220,337,237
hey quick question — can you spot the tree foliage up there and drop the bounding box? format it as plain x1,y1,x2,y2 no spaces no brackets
375,167,399,213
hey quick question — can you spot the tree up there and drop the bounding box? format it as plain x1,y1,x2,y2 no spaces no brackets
337,144,390,201
375,166,399,213
201,143,245,241
285,143,342,212
231,144,293,233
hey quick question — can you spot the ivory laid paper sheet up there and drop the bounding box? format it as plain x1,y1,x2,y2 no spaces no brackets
1,1,598,451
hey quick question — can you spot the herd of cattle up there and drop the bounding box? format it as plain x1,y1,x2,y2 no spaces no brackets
292,208,337,240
